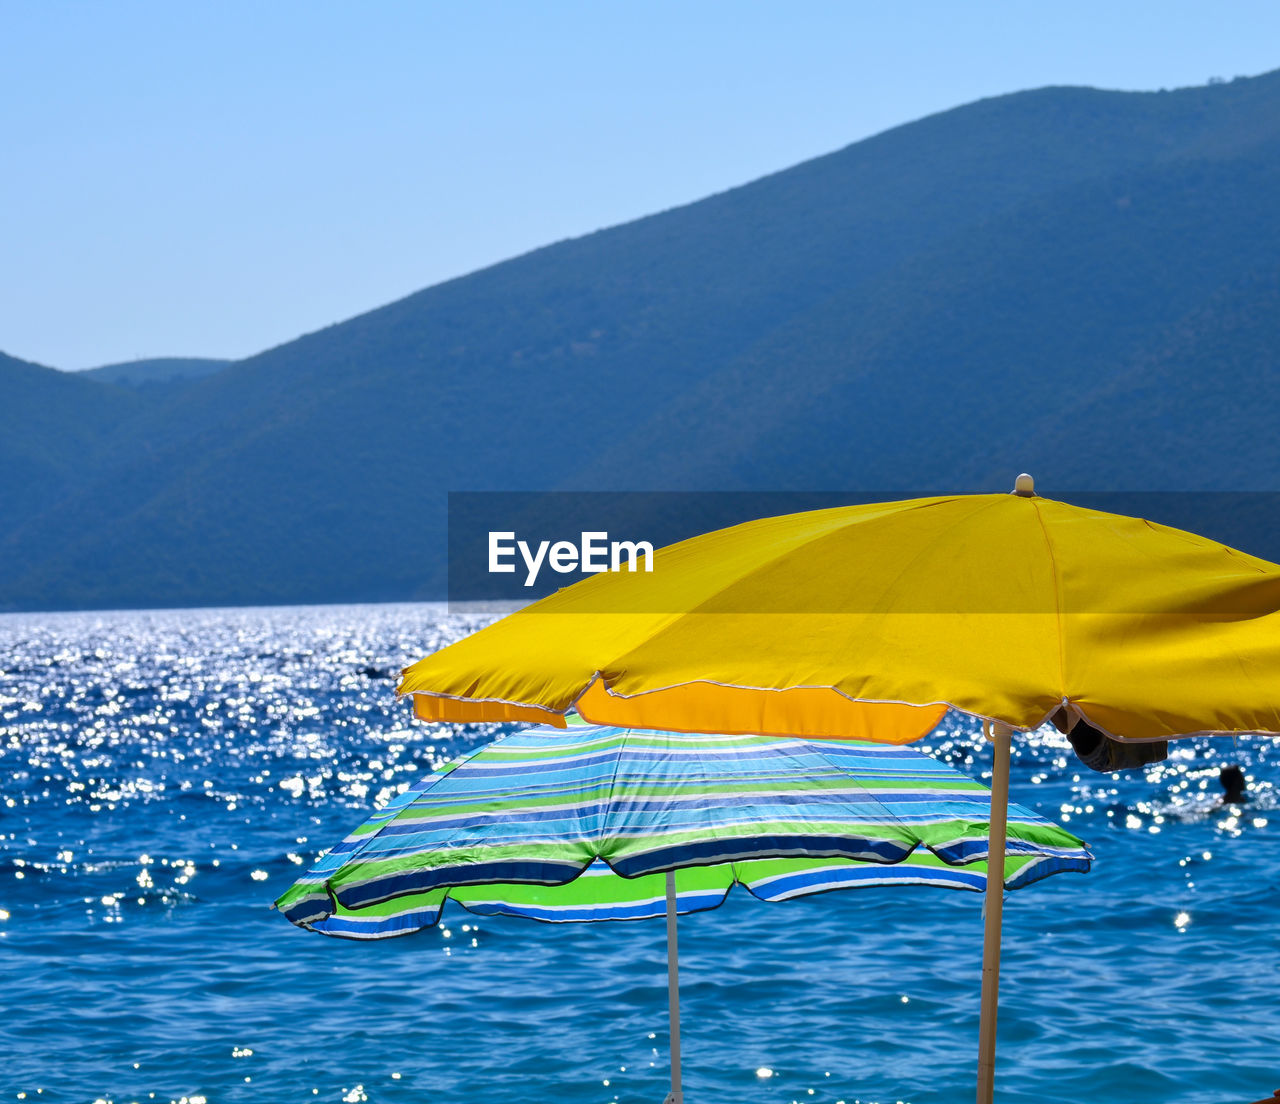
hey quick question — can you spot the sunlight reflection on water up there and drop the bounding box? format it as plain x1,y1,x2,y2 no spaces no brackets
1,604,1278,1104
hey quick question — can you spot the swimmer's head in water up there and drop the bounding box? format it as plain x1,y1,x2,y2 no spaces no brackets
1219,765,1247,802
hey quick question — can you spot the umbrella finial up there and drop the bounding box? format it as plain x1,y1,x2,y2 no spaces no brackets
1012,473,1036,497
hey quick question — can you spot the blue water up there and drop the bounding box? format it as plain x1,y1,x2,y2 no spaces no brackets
3,605,1278,1104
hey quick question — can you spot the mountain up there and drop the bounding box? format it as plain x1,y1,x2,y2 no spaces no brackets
0,351,144,524
3,71,1280,611
79,357,232,388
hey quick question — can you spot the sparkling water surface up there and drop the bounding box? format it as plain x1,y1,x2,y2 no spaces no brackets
2,604,1277,1104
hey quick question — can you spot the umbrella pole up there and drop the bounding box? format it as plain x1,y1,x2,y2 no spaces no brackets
976,721,1012,1104
664,870,684,1104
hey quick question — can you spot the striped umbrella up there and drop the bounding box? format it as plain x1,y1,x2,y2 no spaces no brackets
276,722,1089,1100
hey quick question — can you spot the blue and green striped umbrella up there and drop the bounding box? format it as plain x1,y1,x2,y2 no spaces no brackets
276,722,1089,1100
277,721,1088,934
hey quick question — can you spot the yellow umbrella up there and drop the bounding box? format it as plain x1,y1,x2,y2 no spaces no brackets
400,476,1280,1102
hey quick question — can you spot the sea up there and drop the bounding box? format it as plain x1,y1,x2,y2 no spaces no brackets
2,604,1277,1104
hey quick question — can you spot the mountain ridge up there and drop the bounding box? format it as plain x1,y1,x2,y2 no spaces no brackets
79,357,233,387
4,71,1280,610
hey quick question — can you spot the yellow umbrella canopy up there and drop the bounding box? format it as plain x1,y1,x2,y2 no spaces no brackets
402,480,1280,743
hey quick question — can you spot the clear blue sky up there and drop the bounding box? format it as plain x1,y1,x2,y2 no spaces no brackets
4,1,1280,370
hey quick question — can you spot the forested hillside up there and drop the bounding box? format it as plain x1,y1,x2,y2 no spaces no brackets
4,72,1280,610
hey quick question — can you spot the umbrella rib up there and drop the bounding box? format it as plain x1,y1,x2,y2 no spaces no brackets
782,742,929,859
1029,497,1069,706
320,738,501,879
582,498,975,697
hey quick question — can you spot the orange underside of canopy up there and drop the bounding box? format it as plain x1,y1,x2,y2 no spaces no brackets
411,681,948,743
